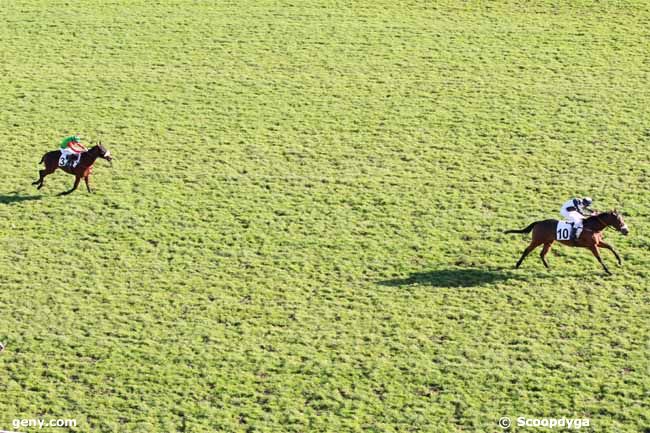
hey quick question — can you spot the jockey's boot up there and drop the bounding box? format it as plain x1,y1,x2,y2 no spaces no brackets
574,224,583,241
68,154,79,168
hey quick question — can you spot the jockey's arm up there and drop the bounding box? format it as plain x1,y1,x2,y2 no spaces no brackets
69,142,86,152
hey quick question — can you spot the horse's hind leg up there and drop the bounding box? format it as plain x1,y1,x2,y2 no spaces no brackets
515,241,541,269
539,242,553,268
33,167,55,189
31,171,41,186
32,170,45,187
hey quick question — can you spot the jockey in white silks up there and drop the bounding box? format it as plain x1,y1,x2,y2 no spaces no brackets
560,197,593,238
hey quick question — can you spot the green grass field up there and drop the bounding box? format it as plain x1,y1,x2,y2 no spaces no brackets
1,1,648,432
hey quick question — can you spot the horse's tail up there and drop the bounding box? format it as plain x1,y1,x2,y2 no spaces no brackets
39,153,46,164
504,222,537,234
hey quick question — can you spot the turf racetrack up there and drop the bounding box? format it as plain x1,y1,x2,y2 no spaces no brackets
0,1,648,432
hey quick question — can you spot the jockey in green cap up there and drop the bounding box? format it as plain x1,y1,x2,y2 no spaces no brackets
59,134,87,168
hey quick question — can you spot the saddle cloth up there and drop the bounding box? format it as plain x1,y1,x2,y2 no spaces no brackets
59,152,80,168
556,221,573,240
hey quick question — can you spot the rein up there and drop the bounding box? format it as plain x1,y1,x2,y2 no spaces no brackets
80,147,99,165
590,213,614,233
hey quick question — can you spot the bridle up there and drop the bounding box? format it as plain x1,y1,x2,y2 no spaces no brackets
594,213,627,233
583,213,611,234
595,214,608,229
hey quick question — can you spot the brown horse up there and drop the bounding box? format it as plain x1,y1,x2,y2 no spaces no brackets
505,211,629,275
33,144,113,195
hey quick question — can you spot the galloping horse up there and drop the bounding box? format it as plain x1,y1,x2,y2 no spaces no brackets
505,211,629,275
33,143,113,195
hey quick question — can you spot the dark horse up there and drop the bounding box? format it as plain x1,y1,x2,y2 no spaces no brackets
33,144,112,195
505,211,629,275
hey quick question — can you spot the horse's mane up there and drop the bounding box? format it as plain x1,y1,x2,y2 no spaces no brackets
84,144,104,155
587,210,617,218
79,145,103,162
584,210,617,224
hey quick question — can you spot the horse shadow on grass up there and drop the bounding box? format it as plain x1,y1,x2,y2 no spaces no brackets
378,267,524,288
0,193,42,205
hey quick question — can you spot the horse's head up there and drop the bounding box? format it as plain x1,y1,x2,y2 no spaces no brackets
96,142,113,162
601,210,629,235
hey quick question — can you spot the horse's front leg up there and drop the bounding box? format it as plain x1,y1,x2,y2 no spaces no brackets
598,241,622,266
60,176,81,196
84,176,92,193
589,245,611,275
